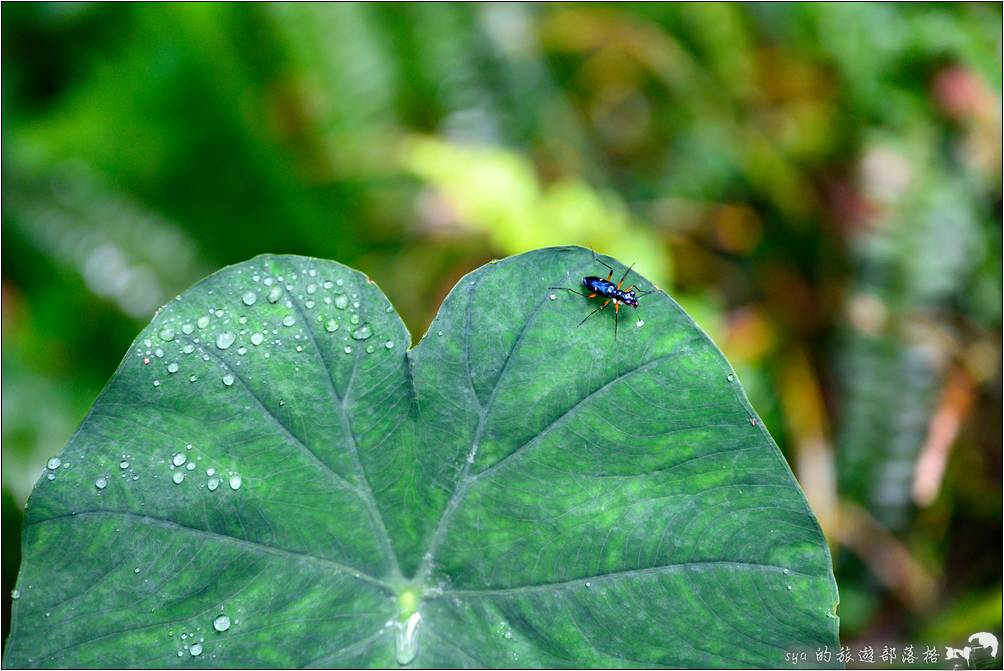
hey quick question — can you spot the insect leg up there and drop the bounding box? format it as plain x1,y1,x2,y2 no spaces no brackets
614,301,620,340
623,283,654,298
616,262,636,289
578,299,610,327
591,250,616,281
550,287,591,298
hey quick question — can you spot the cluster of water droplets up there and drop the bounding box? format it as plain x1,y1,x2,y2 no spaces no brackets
163,443,241,492
166,609,238,660
140,264,398,392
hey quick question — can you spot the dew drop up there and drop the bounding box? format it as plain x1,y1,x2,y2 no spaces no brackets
222,373,235,387
306,284,317,295
585,581,592,589
267,286,283,303
186,462,195,471
216,332,236,350
120,461,129,469
351,324,372,340
154,348,165,358
334,295,349,310
153,380,161,387
181,323,195,335
727,373,735,382
344,346,352,354
47,457,61,470
385,340,395,349
213,615,231,632
182,344,195,354
237,347,247,356
158,327,175,342
325,319,339,333
228,474,242,490
46,473,55,480
95,477,107,490
167,362,179,374
134,567,140,574
783,568,790,575
197,316,210,329
250,333,264,346
207,478,220,491
282,315,295,327
349,313,360,325
437,330,444,337
635,319,645,328
173,453,187,467
214,309,224,318
242,291,257,306
189,643,202,657
504,631,513,640
10,590,19,600
173,472,185,485
548,293,557,301
365,344,375,353
189,374,198,383
787,585,793,591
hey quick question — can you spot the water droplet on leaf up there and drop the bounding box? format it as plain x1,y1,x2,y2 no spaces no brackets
216,332,236,350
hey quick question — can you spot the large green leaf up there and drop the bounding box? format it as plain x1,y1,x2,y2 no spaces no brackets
4,247,839,668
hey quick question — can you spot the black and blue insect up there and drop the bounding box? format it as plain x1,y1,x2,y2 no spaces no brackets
551,253,653,339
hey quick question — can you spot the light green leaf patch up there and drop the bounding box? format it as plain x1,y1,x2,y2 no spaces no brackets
5,247,839,668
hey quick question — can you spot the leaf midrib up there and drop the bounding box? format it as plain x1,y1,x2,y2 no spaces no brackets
284,285,403,580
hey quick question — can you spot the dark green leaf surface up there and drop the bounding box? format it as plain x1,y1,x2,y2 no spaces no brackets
5,247,839,668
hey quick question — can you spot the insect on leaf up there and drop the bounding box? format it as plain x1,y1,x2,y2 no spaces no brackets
5,247,840,668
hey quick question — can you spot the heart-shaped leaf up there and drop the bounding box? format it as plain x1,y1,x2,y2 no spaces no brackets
5,247,839,668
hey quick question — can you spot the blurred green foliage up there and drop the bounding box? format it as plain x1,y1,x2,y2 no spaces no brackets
2,1,1000,659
